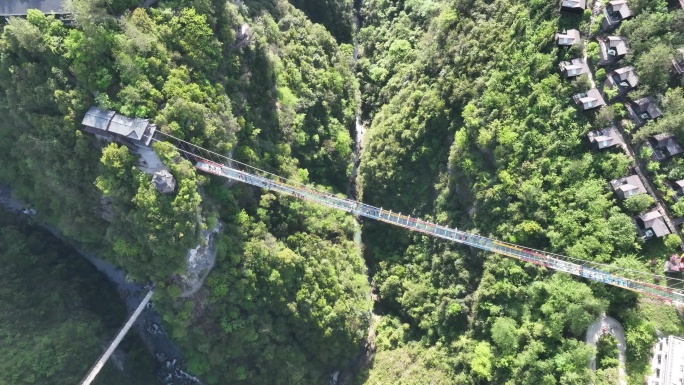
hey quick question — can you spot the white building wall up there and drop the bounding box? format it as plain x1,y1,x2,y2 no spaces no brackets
648,336,684,385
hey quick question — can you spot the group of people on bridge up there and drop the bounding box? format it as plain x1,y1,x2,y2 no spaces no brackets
666,254,684,273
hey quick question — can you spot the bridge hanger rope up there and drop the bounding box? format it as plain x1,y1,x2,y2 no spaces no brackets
143,131,684,303
150,131,684,285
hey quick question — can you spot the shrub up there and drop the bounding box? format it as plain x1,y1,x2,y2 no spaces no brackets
597,334,619,369
612,103,626,118
640,146,653,160
596,68,607,81
587,42,599,57
672,201,684,217
664,234,682,250
604,86,618,100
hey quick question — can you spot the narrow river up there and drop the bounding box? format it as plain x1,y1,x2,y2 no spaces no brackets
333,1,375,384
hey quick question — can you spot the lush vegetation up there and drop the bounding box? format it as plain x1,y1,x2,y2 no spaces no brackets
612,0,684,222
595,334,620,385
0,214,156,384
356,0,683,383
0,0,368,383
1,0,684,384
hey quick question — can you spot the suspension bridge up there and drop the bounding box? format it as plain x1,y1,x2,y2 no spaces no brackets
151,130,684,305
81,130,684,384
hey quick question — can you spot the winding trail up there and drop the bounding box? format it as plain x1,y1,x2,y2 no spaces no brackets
586,315,627,385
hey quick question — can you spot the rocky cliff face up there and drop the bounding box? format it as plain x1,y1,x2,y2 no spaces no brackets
178,221,222,298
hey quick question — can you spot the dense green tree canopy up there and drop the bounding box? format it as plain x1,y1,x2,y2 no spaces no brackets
0,215,155,384
1,0,683,383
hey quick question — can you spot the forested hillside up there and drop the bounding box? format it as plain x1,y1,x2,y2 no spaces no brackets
0,0,368,383
1,0,683,384
357,0,684,383
0,214,156,385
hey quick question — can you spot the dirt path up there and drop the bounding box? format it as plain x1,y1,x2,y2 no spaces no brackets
586,315,627,385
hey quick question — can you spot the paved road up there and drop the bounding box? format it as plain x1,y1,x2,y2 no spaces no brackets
586,315,627,385
613,118,682,248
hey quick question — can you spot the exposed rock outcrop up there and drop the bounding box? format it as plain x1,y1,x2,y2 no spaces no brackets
179,221,222,297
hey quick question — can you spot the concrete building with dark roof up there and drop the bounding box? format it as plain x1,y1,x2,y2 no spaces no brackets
630,96,662,127
647,133,683,162
0,0,67,17
152,170,176,194
604,66,638,97
601,0,632,31
559,58,590,79
673,48,684,75
587,126,622,150
555,29,581,46
82,106,157,147
672,179,684,196
636,209,670,239
572,88,606,110
648,336,684,385
560,0,586,13
610,175,646,199
598,36,628,66
81,107,177,196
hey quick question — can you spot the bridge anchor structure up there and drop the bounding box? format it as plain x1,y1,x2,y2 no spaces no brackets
150,130,684,304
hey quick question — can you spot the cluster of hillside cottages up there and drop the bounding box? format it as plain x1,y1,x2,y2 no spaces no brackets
558,0,684,241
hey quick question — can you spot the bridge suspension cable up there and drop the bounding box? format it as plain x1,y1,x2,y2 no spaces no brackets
147,131,684,305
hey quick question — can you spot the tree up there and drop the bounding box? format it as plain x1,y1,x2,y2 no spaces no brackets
0,217,156,385
636,43,673,93
471,341,493,380
623,193,654,214
3,15,46,54
587,41,600,62
604,86,618,101
607,208,638,251
573,74,592,93
600,153,631,179
288,0,354,42
650,89,684,137
628,0,664,12
640,145,654,160
625,313,657,363
491,317,519,355
595,106,614,127
167,8,222,73
595,367,620,385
